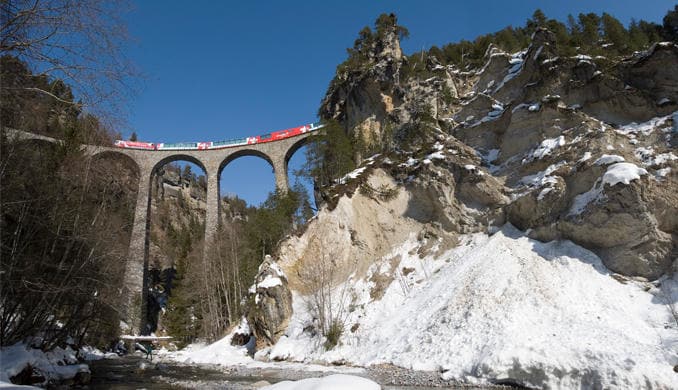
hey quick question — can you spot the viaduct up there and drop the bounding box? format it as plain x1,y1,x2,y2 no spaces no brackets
6,128,315,334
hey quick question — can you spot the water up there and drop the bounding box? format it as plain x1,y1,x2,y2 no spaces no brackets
88,356,266,389
88,355,484,389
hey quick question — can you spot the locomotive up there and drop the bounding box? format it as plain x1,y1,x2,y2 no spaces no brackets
113,122,323,151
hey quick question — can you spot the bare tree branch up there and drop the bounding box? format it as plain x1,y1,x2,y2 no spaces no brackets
0,0,139,125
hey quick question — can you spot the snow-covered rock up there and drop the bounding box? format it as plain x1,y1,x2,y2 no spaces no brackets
246,255,293,346
602,162,647,186
0,344,90,387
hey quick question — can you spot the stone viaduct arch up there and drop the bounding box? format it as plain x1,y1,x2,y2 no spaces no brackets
3,128,317,334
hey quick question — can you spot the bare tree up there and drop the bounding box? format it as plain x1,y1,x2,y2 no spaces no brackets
0,0,138,124
301,239,353,350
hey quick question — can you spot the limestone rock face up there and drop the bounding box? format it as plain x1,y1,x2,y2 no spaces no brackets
314,28,677,280
558,179,674,279
619,43,678,104
247,256,293,346
507,176,568,230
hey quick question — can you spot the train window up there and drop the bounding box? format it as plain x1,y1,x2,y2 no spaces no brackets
260,133,272,139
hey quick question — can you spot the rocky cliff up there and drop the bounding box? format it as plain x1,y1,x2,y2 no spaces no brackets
317,26,677,280
245,22,678,389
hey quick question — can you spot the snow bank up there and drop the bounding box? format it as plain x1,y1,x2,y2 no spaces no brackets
168,334,364,375
273,226,677,388
0,382,38,389
0,344,89,385
173,334,253,366
602,162,647,186
262,374,379,390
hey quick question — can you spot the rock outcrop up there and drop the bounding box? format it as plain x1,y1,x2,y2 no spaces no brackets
246,255,293,346
314,26,677,280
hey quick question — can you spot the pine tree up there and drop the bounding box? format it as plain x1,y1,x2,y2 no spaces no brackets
578,13,602,50
628,20,650,50
662,5,678,41
602,13,629,53
527,9,548,32
300,120,355,188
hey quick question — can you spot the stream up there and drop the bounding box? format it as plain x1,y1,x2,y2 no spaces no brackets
87,355,482,389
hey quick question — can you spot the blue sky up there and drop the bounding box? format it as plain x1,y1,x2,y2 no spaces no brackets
123,0,672,206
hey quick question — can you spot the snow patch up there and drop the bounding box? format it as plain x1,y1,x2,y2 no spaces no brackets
426,151,445,161
594,154,625,165
468,102,504,127
262,374,379,390
656,167,671,178
484,148,500,163
258,276,283,289
522,136,565,163
337,167,366,184
568,179,604,216
616,112,675,136
572,54,592,60
602,163,647,186
493,50,526,92
520,162,565,188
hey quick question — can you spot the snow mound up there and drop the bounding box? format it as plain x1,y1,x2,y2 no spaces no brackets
602,162,647,186
173,334,253,366
262,374,379,390
273,226,677,389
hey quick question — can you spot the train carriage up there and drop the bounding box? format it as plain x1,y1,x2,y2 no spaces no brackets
157,142,199,150
114,140,156,150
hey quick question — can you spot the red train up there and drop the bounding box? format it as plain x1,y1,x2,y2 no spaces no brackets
114,122,323,151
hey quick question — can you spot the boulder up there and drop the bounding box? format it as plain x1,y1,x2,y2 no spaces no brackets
246,255,293,346
507,176,567,230
162,168,181,187
230,317,253,346
559,178,673,279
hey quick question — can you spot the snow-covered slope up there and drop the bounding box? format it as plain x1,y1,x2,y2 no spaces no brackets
265,225,677,389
